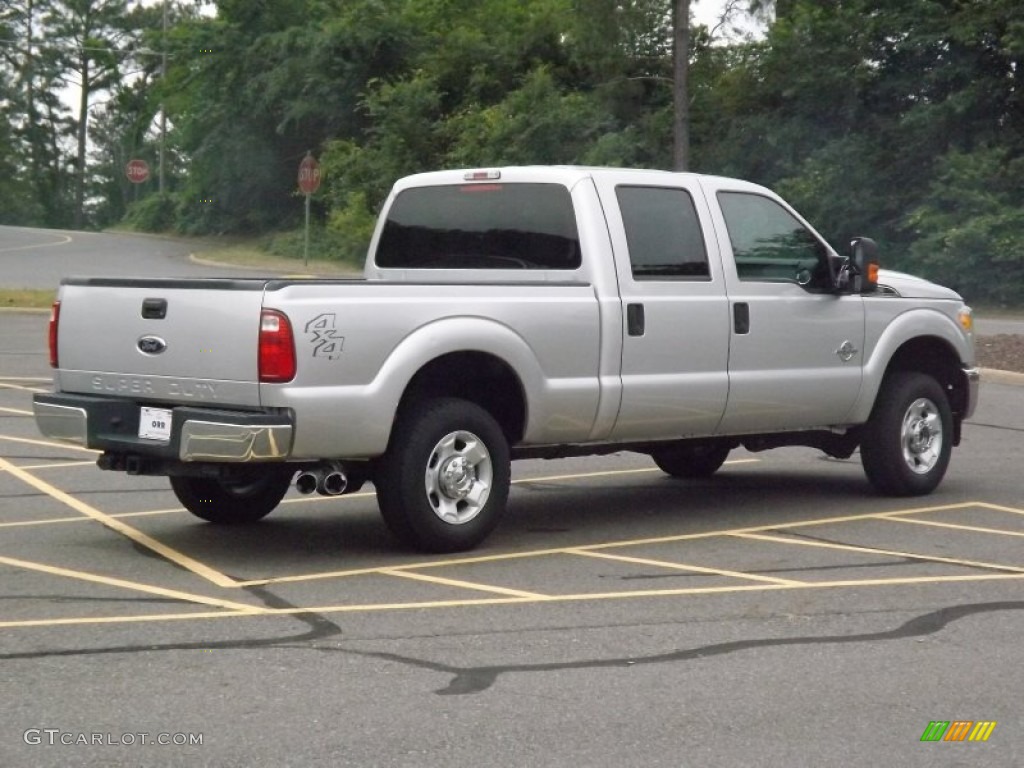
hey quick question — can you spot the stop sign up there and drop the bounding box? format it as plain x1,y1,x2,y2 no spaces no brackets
125,159,150,184
298,154,321,195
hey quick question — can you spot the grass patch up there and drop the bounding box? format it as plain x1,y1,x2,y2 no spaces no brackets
191,236,363,277
0,289,56,309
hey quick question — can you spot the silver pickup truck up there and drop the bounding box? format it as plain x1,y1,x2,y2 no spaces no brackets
34,167,979,552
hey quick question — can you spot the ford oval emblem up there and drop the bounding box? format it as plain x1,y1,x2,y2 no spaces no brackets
137,335,168,355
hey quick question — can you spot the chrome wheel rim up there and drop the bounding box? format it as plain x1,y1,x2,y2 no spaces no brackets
901,397,943,474
424,431,492,525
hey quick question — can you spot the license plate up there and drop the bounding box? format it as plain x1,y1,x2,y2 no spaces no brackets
139,407,172,441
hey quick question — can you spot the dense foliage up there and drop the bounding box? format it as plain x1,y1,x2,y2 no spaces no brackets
1,0,1021,303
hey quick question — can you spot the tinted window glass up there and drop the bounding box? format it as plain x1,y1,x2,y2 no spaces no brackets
717,192,829,287
616,186,709,279
376,183,581,270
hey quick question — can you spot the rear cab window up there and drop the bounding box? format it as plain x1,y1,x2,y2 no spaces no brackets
376,183,581,270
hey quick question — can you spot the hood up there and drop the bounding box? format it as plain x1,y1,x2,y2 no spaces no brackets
875,269,962,301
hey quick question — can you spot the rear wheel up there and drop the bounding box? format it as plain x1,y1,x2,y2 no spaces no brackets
651,441,731,479
375,398,510,553
170,467,293,524
860,372,953,496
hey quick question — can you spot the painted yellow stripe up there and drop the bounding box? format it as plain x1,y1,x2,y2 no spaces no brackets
880,515,1024,538
2,570,1023,630
0,434,101,454
586,501,985,551
0,456,237,587
0,406,33,416
0,232,71,253
1,460,95,472
732,532,1024,573
510,459,759,486
235,547,570,587
976,501,1024,517
0,382,48,393
0,508,187,530
566,548,804,585
380,568,547,599
0,555,264,613
236,501,987,587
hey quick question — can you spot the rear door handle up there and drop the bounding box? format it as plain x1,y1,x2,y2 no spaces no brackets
733,303,750,335
627,303,645,337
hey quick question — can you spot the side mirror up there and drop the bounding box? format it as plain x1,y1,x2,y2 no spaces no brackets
835,237,880,294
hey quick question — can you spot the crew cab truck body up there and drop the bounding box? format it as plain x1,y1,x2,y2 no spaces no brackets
34,167,980,552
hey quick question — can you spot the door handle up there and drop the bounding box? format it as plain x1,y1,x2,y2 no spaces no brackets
627,303,645,337
733,303,750,335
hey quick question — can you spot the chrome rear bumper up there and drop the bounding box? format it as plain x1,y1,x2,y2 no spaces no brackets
33,395,293,462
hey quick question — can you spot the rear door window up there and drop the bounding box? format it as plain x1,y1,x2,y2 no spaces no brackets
616,186,710,279
376,183,581,270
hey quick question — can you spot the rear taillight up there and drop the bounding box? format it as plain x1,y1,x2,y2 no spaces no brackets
48,301,61,368
258,309,296,383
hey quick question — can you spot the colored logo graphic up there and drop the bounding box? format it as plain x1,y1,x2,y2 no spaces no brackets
920,721,997,742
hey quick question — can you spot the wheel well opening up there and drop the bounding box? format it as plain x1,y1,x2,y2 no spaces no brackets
884,336,967,415
398,352,527,444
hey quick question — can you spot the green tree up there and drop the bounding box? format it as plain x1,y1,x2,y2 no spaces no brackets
45,0,132,228
1,0,74,226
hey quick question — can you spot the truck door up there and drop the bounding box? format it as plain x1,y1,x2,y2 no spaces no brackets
702,179,865,434
594,174,731,441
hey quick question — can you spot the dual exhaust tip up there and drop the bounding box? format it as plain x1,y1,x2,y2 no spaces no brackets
295,462,349,497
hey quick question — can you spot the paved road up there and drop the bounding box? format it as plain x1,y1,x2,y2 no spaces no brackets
975,316,1024,335
1,310,1022,767
0,226,261,289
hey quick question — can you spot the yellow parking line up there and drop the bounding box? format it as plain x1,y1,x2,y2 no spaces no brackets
2,570,1023,630
0,232,71,253
731,532,1024,573
235,548,569,587
0,508,186,530
879,515,1024,538
1,460,95,472
0,382,48,394
0,457,237,588
0,434,100,454
510,459,759,486
977,502,1024,516
380,568,548,599
0,406,33,416
0,555,265,613
567,548,804,585
236,501,986,587
0,610,251,629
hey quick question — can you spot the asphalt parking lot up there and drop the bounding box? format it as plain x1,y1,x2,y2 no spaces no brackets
2,309,1023,767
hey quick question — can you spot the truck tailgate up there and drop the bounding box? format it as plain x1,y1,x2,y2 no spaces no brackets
54,278,268,408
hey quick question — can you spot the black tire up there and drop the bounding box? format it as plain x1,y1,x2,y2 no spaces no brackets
375,398,511,553
860,372,953,496
170,467,293,524
651,441,731,479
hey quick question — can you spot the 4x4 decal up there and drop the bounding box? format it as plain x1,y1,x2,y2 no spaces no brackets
305,313,345,360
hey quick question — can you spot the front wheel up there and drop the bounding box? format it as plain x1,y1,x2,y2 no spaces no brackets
170,467,293,524
860,372,953,496
375,398,511,553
